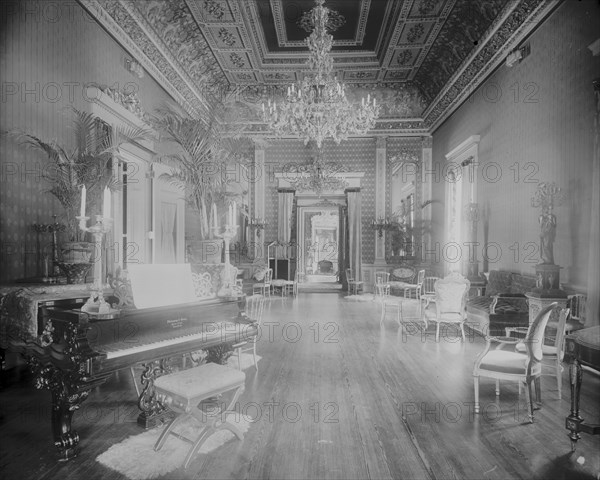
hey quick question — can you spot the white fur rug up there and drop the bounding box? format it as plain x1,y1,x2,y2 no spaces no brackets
97,413,252,479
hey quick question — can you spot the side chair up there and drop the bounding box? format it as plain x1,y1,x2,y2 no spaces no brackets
473,303,560,422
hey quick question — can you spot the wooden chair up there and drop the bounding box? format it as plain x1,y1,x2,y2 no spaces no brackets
404,269,425,299
234,294,266,371
374,271,391,299
510,307,570,399
473,303,560,422
252,268,272,297
346,268,363,295
424,273,470,342
419,276,439,311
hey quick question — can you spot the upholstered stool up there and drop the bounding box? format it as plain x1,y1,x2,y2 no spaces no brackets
153,363,246,469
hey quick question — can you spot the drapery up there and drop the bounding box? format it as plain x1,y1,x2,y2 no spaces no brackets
278,190,294,244
160,202,177,263
339,205,347,289
346,189,362,283
587,81,600,325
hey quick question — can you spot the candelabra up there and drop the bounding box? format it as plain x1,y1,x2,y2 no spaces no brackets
213,224,242,297
32,215,66,280
77,215,115,314
248,217,267,237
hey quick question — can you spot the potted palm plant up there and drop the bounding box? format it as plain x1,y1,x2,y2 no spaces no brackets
151,99,252,263
13,108,150,282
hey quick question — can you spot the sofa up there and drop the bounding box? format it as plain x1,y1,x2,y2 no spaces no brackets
466,270,536,337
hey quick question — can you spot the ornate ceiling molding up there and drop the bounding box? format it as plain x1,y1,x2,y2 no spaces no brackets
78,0,561,135
423,0,561,130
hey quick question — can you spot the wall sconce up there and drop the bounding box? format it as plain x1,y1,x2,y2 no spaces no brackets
249,217,267,237
371,217,393,238
125,57,144,78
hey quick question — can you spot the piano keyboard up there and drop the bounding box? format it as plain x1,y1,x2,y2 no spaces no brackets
99,321,249,359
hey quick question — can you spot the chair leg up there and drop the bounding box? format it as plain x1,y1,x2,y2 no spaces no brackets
435,323,440,342
556,359,562,400
526,378,535,423
253,341,258,372
474,377,480,413
534,376,542,405
460,323,466,342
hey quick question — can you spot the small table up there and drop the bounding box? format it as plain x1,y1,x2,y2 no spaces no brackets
564,326,600,450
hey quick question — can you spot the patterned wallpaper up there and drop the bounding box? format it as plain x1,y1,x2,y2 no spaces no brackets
0,0,177,283
431,0,599,288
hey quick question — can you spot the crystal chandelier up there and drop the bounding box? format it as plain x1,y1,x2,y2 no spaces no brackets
288,154,348,196
262,0,380,148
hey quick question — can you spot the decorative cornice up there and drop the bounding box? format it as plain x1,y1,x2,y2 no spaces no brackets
423,0,561,130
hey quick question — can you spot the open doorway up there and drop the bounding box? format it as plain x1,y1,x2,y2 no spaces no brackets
298,206,340,284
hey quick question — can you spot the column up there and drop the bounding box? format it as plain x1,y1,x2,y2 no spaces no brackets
421,136,433,262
254,141,266,261
374,136,387,266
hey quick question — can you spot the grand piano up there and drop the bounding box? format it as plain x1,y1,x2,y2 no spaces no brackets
0,265,257,461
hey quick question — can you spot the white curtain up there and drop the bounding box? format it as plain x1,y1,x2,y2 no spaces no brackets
347,190,362,282
587,83,600,325
160,202,177,263
278,190,294,243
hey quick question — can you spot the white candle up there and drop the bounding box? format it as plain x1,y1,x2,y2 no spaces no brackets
102,187,111,218
232,201,237,228
80,185,86,217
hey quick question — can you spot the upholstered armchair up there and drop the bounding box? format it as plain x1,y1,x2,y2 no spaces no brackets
473,303,560,422
424,273,470,342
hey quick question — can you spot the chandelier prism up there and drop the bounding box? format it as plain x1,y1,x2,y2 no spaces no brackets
262,0,380,148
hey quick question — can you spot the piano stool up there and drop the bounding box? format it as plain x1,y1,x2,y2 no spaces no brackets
153,363,246,470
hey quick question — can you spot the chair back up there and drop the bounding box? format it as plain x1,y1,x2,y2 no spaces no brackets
375,271,390,284
422,276,439,295
245,294,266,325
346,268,355,282
434,273,470,315
263,268,273,284
416,269,425,286
553,307,571,362
524,303,559,364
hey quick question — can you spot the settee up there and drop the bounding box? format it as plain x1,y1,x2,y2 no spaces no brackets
466,270,536,336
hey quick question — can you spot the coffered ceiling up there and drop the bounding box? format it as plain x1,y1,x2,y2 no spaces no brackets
80,0,559,136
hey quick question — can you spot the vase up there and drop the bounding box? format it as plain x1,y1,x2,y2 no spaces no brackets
61,241,95,264
56,262,92,284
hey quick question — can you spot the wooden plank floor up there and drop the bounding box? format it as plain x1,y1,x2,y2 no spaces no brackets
1,293,599,479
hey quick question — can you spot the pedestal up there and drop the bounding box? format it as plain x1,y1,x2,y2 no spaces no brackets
531,264,563,295
525,291,568,325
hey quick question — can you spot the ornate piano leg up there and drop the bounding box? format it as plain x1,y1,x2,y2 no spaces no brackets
137,359,172,429
32,362,90,461
566,358,583,451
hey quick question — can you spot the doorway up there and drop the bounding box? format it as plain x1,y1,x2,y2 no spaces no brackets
298,206,340,284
